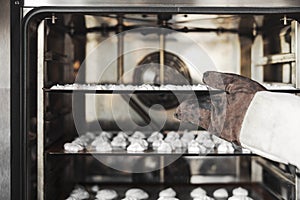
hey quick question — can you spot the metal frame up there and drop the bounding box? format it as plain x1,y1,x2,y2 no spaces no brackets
22,0,300,8
291,20,300,88
11,2,300,200
252,20,300,89
37,20,45,200
11,1,23,200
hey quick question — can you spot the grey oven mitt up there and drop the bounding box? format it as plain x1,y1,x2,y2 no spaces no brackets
175,71,266,144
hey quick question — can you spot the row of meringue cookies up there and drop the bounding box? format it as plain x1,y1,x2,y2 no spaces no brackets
63,131,246,154
51,83,209,91
65,185,253,200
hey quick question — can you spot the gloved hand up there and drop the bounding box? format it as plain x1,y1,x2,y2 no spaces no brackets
175,71,266,144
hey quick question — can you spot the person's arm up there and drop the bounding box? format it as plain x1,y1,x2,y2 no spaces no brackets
240,91,300,168
175,71,300,169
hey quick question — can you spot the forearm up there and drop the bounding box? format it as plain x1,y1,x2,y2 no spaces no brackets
240,91,300,168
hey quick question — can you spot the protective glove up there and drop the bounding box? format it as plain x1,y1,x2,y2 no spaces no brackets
175,71,266,144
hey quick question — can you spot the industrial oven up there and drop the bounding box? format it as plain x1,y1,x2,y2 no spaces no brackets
11,1,300,200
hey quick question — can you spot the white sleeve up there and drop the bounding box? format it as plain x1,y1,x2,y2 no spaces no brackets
240,91,300,168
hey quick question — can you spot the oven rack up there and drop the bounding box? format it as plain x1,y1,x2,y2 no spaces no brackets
62,182,278,200
44,88,300,94
43,88,214,94
46,141,253,156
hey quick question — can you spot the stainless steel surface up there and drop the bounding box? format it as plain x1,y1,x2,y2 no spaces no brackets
23,0,300,8
0,0,10,88
37,20,45,200
0,89,10,199
0,0,10,199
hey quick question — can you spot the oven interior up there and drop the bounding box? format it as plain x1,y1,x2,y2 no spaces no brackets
23,12,300,200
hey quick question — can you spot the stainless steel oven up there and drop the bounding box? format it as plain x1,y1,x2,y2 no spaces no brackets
11,1,300,199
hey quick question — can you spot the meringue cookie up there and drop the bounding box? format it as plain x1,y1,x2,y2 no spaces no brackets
127,142,146,152
131,131,146,139
232,187,248,197
96,189,118,200
152,139,163,150
187,140,202,153
125,188,149,199
117,131,129,139
70,187,89,199
157,141,173,153
213,188,228,199
91,136,109,147
129,138,148,148
202,138,215,149
91,185,100,193
217,142,235,153
190,187,207,198
111,136,128,149
95,141,113,152
64,143,84,152
159,188,176,197
147,131,164,143
99,131,113,139
165,132,180,143
171,138,184,149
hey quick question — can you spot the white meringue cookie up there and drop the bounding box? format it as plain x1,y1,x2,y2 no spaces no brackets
190,187,207,198
147,131,164,143
64,143,84,152
157,141,173,153
70,187,89,199
125,188,149,199
91,136,109,147
159,188,176,197
95,141,112,152
111,136,128,149
232,187,248,197
165,132,180,143
127,142,146,152
213,188,228,198
96,189,118,200
152,139,163,150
